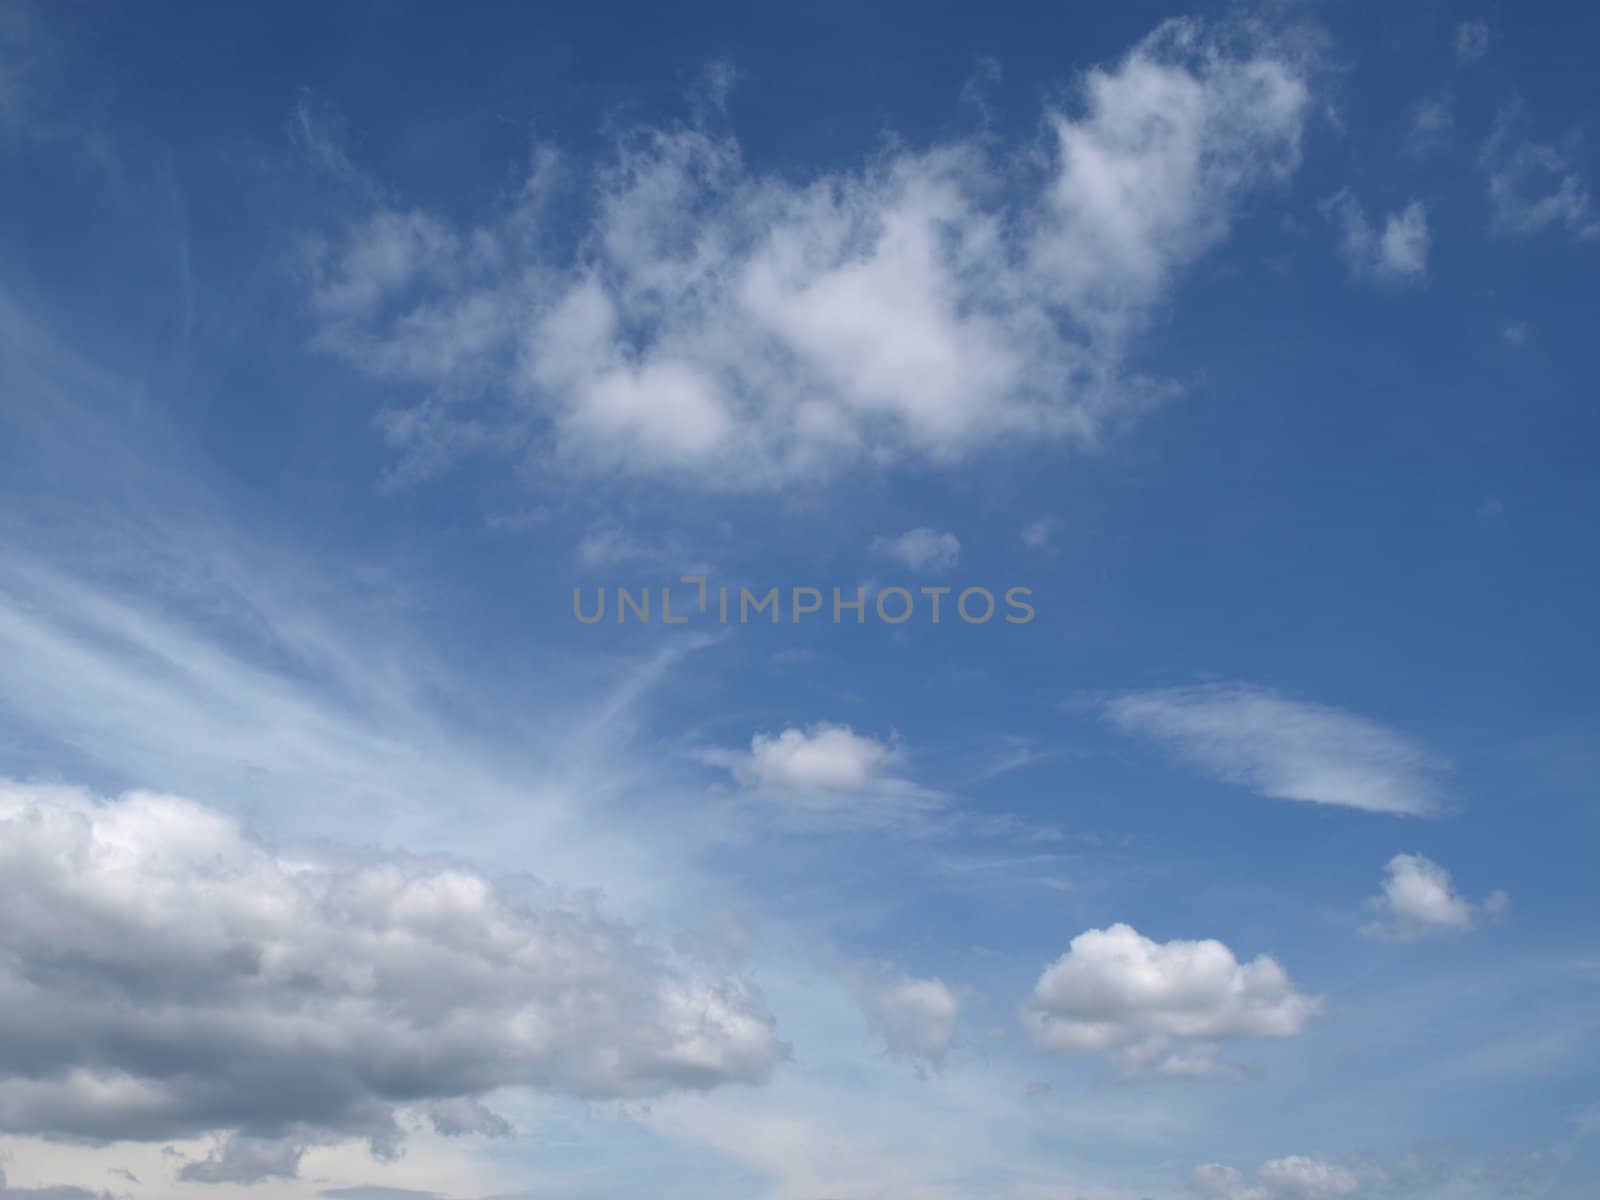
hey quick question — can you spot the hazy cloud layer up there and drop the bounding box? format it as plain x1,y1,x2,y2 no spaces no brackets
861,976,961,1067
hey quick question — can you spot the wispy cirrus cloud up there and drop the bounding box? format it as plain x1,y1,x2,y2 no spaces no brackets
1454,19,1491,65
1103,683,1450,815
1323,192,1430,282
1480,112,1600,242
870,528,960,572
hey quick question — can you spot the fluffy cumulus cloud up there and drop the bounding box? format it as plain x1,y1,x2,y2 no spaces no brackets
305,18,1312,490
860,976,962,1068
1323,192,1429,282
1023,924,1322,1077
1360,853,1508,941
701,723,935,829
0,780,781,1168
1190,1156,1360,1200
871,528,960,572
731,723,899,792
1103,684,1449,815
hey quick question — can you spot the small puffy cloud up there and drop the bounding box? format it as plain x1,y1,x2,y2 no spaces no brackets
1502,322,1530,346
703,724,933,828
1023,924,1322,1076
1021,517,1057,549
1360,853,1508,941
0,780,781,1158
1258,1157,1362,1199
1191,1156,1360,1200
1323,192,1429,282
861,976,961,1068
1104,683,1449,815
1406,98,1452,158
1454,20,1491,64
734,724,899,791
1482,124,1600,241
304,18,1312,491
871,528,960,572
1191,1163,1269,1200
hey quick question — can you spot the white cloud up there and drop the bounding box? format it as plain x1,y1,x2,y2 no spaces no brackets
1103,683,1449,815
1324,192,1429,282
1406,98,1452,156
1258,1157,1362,1199
1481,121,1599,241
1021,517,1057,548
1140,1041,1243,1082
1191,1156,1360,1200
0,780,781,1159
576,521,670,568
1023,924,1322,1076
1454,20,1491,64
702,724,936,829
735,723,898,791
861,976,962,1068
305,18,1312,490
1191,1163,1270,1200
871,528,960,572
1360,852,1508,941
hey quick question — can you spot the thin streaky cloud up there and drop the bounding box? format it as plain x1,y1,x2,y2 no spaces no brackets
1103,683,1450,815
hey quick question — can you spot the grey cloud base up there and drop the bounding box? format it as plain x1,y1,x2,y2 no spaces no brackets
0,781,781,1155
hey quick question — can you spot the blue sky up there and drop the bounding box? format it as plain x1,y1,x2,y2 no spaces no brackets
1,1,1598,1197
